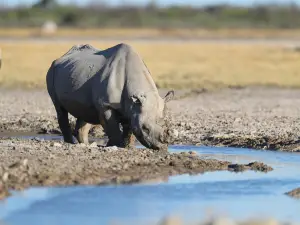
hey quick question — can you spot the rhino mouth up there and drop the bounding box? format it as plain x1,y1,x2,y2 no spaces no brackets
137,135,159,150
133,130,165,150
131,119,167,150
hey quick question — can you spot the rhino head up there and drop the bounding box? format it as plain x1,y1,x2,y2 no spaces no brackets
129,90,174,150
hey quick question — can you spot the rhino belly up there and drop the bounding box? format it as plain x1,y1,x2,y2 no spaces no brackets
56,81,101,124
60,97,100,124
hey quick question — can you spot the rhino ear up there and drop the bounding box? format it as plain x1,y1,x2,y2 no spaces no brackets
163,90,174,103
131,93,146,105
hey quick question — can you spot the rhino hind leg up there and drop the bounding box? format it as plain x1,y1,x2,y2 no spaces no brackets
75,119,92,145
101,109,124,148
55,105,77,144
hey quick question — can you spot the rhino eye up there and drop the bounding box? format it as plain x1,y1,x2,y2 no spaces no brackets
142,125,150,134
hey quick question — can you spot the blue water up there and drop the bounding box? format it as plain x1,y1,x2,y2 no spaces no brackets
1,144,300,225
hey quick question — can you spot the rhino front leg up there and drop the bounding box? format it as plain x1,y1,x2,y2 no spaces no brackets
101,109,124,147
122,123,136,149
55,105,76,144
75,119,92,145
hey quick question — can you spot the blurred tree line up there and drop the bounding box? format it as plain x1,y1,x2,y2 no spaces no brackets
0,0,300,29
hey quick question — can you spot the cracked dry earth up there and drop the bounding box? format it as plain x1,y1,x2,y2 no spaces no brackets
0,138,273,200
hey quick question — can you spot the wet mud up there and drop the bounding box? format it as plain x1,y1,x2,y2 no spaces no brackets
285,187,300,199
0,138,273,200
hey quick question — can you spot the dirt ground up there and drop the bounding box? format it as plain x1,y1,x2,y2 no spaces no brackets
1,86,300,151
0,138,273,200
285,187,300,199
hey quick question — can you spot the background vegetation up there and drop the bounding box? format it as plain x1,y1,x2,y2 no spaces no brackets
1,1,300,90
1,0,300,29
1,41,300,89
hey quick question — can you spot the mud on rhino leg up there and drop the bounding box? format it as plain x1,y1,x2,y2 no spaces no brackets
101,109,124,147
55,105,76,144
75,119,92,145
122,123,136,149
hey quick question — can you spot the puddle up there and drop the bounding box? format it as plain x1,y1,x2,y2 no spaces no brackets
0,135,300,224
0,131,64,141
0,131,109,145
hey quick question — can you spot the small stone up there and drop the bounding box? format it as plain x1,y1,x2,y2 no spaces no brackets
189,151,197,155
285,187,300,199
89,142,98,148
18,118,28,125
53,142,62,147
123,163,129,170
172,129,179,138
22,159,28,167
9,161,21,169
2,172,9,182
107,146,118,151
169,160,177,166
234,118,242,123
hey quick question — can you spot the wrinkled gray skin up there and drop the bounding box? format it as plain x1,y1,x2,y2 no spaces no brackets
46,43,174,150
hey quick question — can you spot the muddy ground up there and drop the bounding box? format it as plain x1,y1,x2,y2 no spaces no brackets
0,138,273,200
286,187,300,199
1,86,300,151
0,86,297,200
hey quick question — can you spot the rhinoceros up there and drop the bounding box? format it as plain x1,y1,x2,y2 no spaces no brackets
46,43,174,150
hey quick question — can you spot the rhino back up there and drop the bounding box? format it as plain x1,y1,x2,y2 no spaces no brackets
56,52,105,92
52,46,108,123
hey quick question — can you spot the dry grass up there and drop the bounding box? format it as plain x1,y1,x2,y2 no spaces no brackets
3,27,300,39
1,40,300,89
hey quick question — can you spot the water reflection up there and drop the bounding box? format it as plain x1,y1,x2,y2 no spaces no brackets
0,145,299,225
0,188,54,218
